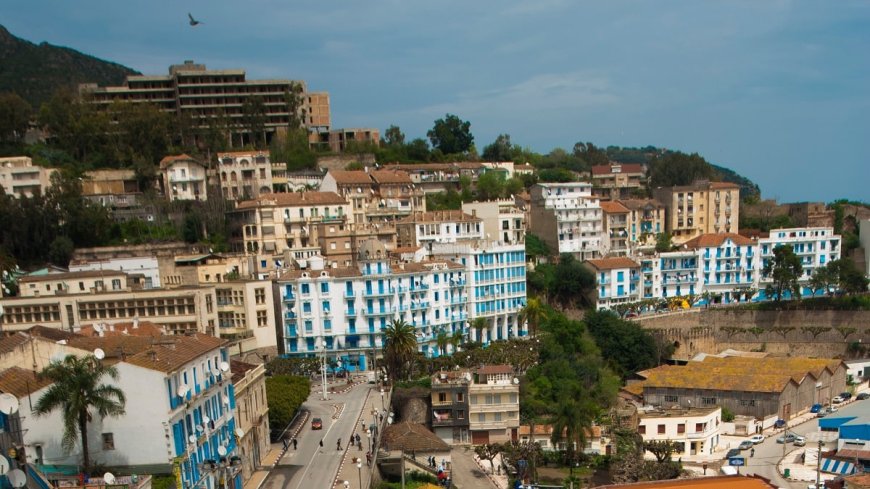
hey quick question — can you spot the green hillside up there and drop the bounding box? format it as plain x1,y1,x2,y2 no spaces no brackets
0,25,139,109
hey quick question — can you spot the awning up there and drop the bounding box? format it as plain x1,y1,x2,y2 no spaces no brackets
821,458,857,475
836,449,870,461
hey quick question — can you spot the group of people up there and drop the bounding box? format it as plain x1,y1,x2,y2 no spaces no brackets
281,437,298,450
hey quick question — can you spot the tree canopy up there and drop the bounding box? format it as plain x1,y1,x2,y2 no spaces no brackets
583,310,659,378
648,151,716,188
427,113,474,155
763,244,803,301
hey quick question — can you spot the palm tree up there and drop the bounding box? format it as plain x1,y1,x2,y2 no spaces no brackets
518,296,546,337
550,399,593,478
34,355,126,469
435,329,450,356
471,317,489,344
449,329,464,353
382,318,417,381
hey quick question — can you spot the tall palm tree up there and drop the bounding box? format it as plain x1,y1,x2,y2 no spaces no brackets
471,317,489,344
35,355,126,469
519,297,545,337
382,318,417,381
435,329,450,356
550,398,593,477
449,329,464,353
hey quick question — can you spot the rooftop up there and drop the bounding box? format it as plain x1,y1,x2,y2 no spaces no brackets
18,269,128,283
327,170,375,185
230,360,258,383
235,191,347,209
682,233,755,249
597,475,777,488
159,154,201,170
370,170,413,185
591,163,644,176
400,210,480,224
0,367,53,397
638,406,721,419
382,422,450,452
475,365,514,376
585,257,640,271
600,201,631,214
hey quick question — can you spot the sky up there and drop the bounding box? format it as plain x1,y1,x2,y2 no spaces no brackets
2,0,868,202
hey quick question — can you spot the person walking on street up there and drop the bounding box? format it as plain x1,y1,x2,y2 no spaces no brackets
319,439,324,448
366,451,372,466
282,438,288,450
292,438,298,450
337,438,342,450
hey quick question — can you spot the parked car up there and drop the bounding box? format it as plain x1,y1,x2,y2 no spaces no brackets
738,440,754,450
311,417,323,430
726,448,741,459
858,392,870,400
749,434,765,444
793,436,807,446
810,403,823,413
840,392,852,400
776,433,797,444
827,405,839,414
817,410,828,418
832,395,845,404
774,419,787,429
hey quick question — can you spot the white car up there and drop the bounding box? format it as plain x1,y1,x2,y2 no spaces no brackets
749,434,765,444
832,395,845,404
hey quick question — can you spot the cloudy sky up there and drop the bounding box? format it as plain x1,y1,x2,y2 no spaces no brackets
2,1,868,202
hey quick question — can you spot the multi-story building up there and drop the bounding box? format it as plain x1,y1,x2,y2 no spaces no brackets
231,361,270,483
584,257,641,310
17,269,134,298
429,240,527,344
309,128,381,153
0,156,57,198
431,369,472,444
529,183,602,260
319,170,376,224
227,191,351,255
658,248,701,300
160,154,208,202
654,181,740,243
0,275,218,335
277,240,469,366
621,199,666,249
461,200,526,246
758,227,841,298
590,163,645,200
216,280,277,352
320,170,424,223
81,60,330,147
271,168,323,193
600,201,630,256
396,210,483,249
683,233,757,302
638,407,721,458
216,150,274,200
69,255,162,289
468,365,520,444
81,169,143,209
13,333,239,489
638,255,662,300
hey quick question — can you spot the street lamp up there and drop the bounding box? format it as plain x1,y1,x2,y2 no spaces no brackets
356,461,362,489
344,481,349,489
320,339,329,401
380,388,385,410
367,431,372,452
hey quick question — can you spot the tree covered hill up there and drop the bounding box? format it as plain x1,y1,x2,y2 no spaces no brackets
0,25,139,108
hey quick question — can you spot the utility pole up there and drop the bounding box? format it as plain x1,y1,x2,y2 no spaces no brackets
815,438,824,488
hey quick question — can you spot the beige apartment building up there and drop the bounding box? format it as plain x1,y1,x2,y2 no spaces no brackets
81,169,143,209
227,191,351,255
600,201,630,256
0,277,218,335
314,221,398,267
395,210,483,249
160,154,209,201
320,170,424,224
81,60,331,147
216,150,274,200
0,157,57,198
654,181,741,243
231,361,270,483
215,280,277,352
469,365,520,444
462,200,526,246
621,199,666,249
590,163,645,200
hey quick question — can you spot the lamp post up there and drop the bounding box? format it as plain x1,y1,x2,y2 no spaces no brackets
344,480,349,489
357,461,363,489
367,431,372,452
320,340,329,401
380,388,385,410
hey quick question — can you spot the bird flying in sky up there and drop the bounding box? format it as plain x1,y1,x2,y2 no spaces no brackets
188,13,202,26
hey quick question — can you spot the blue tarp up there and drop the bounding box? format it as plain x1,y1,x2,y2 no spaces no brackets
819,416,858,430
821,458,857,475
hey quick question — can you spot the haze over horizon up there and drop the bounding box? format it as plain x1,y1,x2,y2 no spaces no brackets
2,0,868,203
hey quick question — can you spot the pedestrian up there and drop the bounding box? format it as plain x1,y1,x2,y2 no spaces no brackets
282,438,288,450
292,438,298,450
337,438,342,450
319,439,324,448
750,448,755,458
358,439,363,451
356,433,361,445
366,451,372,466
412,450,416,460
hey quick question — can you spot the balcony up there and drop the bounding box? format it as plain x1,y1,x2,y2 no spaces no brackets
411,301,431,311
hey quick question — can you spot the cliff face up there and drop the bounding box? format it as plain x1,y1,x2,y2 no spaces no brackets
0,25,140,108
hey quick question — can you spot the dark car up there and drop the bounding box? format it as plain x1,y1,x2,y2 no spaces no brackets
311,417,323,430
726,448,741,459
774,419,786,429
841,392,852,400
857,392,870,400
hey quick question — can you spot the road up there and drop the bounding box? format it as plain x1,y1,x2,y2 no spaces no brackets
260,380,375,489
744,399,866,488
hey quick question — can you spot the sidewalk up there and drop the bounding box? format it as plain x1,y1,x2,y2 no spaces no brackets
333,383,392,489
243,443,284,489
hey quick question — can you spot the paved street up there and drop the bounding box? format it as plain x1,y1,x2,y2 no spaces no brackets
260,379,379,489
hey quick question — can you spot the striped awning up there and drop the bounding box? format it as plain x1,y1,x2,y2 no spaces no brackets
821,457,857,475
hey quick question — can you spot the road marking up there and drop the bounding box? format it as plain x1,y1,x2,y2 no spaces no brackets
295,411,342,488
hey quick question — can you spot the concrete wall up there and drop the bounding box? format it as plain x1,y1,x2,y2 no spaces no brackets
637,309,870,360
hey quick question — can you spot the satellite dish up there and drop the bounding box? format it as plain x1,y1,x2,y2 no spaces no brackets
103,473,116,485
188,434,197,444
7,469,26,488
177,385,190,398
217,446,227,457
0,393,19,415
212,368,221,377
0,455,10,474
222,395,230,405
512,377,519,385
94,348,106,360
219,361,230,372
196,425,204,433
235,428,244,438
203,415,211,425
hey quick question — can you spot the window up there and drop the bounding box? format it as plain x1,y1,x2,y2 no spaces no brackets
457,392,464,402
478,413,486,423
438,392,447,403
739,399,756,407
658,425,666,434
695,423,705,432
256,310,268,327
701,397,717,406
638,425,646,435
458,410,465,419
301,283,310,295
664,395,679,403
111,279,122,290
102,433,115,450
677,423,685,434
255,288,266,304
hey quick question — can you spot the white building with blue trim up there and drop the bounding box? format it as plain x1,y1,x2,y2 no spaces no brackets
758,227,841,299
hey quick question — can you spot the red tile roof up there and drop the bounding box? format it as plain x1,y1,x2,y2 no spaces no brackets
597,475,778,488
235,191,347,209
709,181,741,189
600,201,630,213
0,367,54,397
382,422,450,452
159,154,201,170
370,170,412,185
123,333,226,374
585,257,640,270
476,365,513,375
327,170,375,185
682,233,754,249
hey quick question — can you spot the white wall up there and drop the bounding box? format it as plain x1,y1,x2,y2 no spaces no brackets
70,257,161,288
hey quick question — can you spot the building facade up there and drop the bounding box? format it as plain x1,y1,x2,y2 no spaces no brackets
600,201,630,256
160,155,209,202
0,156,56,198
431,369,472,444
584,257,641,310
231,361,270,484
461,200,526,246
309,128,380,153
653,181,741,243
468,365,520,444
621,199,666,250
590,163,645,200
758,227,841,298
529,183,602,260
396,210,483,249
638,407,721,458
216,280,277,352
216,150,274,200
81,169,143,209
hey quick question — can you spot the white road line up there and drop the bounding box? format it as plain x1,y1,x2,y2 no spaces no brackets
295,414,339,488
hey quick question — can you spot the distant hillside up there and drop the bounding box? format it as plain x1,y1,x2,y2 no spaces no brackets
0,25,139,109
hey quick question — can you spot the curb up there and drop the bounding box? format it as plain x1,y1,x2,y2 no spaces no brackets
333,383,375,488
